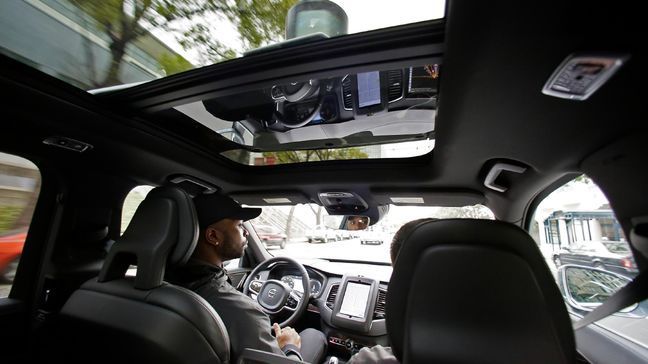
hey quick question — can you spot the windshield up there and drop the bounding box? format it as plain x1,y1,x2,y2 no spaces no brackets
602,241,631,254
0,0,445,90
249,204,493,264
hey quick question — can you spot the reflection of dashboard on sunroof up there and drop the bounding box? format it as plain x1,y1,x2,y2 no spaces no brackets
172,64,439,155
195,65,438,129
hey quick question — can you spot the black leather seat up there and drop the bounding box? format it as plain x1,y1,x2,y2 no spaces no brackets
53,186,230,364
386,219,576,364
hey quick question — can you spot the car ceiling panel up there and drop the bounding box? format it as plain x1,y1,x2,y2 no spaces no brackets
2,1,646,228
437,0,646,221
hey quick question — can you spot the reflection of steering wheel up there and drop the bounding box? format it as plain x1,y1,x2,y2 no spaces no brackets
272,80,323,128
274,98,324,128
272,80,320,103
243,257,311,327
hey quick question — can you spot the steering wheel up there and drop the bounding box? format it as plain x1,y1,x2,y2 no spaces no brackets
272,80,320,103
273,99,324,128
243,256,311,327
271,80,324,128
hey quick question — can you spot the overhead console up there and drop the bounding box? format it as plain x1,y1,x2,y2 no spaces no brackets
319,191,369,215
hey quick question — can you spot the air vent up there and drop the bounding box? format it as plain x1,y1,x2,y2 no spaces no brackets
374,289,387,319
387,70,403,103
326,284,340,308
341,76,353,110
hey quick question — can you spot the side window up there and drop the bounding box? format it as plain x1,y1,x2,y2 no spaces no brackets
0,152,40,298
531,175,634,273
224,258,240,269
119,186,240,270
531,175,645,342
120,185,154,277
121,185,154,234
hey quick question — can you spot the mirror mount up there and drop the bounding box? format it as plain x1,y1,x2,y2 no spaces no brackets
318,192,368,215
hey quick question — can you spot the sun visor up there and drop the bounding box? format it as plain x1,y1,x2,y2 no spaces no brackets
371,189,484,206
229,191,311,206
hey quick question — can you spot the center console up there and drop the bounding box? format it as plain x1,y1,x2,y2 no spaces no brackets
319,275,387,356
330,275,379,332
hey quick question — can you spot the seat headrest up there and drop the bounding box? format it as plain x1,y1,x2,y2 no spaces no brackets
98,186,198,290
386,219,575,364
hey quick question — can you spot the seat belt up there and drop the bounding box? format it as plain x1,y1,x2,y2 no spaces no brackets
574,269,648,330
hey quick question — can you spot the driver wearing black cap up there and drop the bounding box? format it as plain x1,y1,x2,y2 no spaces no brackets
166,192,326,363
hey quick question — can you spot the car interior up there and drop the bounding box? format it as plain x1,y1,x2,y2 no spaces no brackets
0,0,647,363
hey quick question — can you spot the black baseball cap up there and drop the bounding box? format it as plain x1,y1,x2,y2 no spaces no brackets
193,192,262,229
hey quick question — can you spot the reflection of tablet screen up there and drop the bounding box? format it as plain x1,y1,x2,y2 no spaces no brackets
357,71,382,108
339,282,371,318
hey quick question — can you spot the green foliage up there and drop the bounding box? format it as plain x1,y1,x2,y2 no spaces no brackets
229,0,299,49
158,52,194,75
263,147,370,164
0,206,24,234
72,0,154,42
574,175,592,184
71,0,298,85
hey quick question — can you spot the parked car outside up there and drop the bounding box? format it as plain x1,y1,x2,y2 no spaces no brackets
359,230,386,245
306,225,338,243
0,229,26,283
553,240,638,277
335,229,352,240
253,224,287,249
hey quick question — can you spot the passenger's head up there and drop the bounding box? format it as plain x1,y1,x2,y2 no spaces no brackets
390,218,437,264
192,193,261,262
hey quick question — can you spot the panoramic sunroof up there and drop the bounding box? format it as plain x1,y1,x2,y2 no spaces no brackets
0,0,445,91
171,64,439,165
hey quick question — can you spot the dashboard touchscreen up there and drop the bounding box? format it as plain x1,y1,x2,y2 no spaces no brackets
339,282,371,318
357,71,382,108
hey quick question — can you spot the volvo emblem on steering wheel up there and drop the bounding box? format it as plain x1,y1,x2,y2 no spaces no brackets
267,288,277,298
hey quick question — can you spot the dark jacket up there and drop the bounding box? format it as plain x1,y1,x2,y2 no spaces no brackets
166,260,288,362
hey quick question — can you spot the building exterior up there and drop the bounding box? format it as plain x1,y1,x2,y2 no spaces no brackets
0,0,190,89
542,210,625,249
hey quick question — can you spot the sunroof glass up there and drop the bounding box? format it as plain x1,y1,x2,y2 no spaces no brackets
0,0,445,91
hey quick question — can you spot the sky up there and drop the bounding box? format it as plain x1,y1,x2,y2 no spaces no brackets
151,0,446,66
535,179,609,222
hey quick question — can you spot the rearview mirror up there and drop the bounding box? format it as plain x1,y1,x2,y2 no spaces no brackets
558,265,636,313
322,215,370,231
